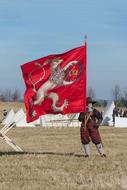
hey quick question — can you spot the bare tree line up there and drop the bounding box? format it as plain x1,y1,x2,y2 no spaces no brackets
112,85,127,106
0,85,127,105
87,86,96,99
87,85,127,107
0,89,21,102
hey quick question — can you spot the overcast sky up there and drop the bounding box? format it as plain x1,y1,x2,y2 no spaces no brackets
0,0,127,99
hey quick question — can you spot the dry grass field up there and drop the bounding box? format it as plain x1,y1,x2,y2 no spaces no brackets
0,102,127,190
0,127,127,190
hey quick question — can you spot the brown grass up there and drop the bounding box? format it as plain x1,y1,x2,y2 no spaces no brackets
0,102,127,190
0,126,127,190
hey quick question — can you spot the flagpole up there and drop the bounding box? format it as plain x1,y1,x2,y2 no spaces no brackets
83,35,87,129
84,35,87,46
84,35,87,112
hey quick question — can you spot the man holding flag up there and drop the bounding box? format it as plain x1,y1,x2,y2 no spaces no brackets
21,43,106,158
78,97,106,158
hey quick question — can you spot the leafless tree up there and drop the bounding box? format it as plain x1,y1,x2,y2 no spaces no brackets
0,89,12,101
87,86,96,99
123,87,127,100
0,88,21,102
0,91,6,101
112,84,122,103
4,89,12,101
11,89,21,101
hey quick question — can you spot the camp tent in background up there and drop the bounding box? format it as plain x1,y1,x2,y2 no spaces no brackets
66,113,80,127
40,114,71,127
101,101,115,126
101,101,127,128
15,109,35,127
115,117,127,128
32,118,40,125
2,108,80,128
2,109,15,125
40,113,80,127
0,108,25,152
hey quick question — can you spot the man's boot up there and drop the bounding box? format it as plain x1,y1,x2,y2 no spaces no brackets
82,144,90,158
96,143,106,157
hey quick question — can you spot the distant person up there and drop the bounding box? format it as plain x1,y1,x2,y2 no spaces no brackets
2,109,8,120
123,108,127,117
119,109,123,117
78,97,106,158
100,111,104,117
115,107,119,117
112,106,118,126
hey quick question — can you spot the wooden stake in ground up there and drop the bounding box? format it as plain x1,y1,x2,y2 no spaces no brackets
0,121,23,152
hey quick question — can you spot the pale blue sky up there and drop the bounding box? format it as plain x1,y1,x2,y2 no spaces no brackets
0,0,127,99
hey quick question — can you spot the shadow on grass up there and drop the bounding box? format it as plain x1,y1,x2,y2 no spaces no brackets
0,151,84,157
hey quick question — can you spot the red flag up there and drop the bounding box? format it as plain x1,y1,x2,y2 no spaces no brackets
21,45,87,122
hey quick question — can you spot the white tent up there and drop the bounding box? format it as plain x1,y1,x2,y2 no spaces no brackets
2,109,15,125
40,113,80,127
14,109,36,127
101,101,115,126
32,118,40,125
2,108,80,128
66,113,80,127
101,101,127,127
114,117,127,128
40,114,68,127
0,108,26,152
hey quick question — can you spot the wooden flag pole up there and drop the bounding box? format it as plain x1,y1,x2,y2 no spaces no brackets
83,35,87,127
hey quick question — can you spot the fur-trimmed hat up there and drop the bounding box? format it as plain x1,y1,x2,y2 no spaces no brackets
86,97,96,104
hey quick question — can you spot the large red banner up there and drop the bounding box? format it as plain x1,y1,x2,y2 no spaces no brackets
21,45,87,122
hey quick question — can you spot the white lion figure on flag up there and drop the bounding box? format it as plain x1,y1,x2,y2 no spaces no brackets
29,57,82,117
